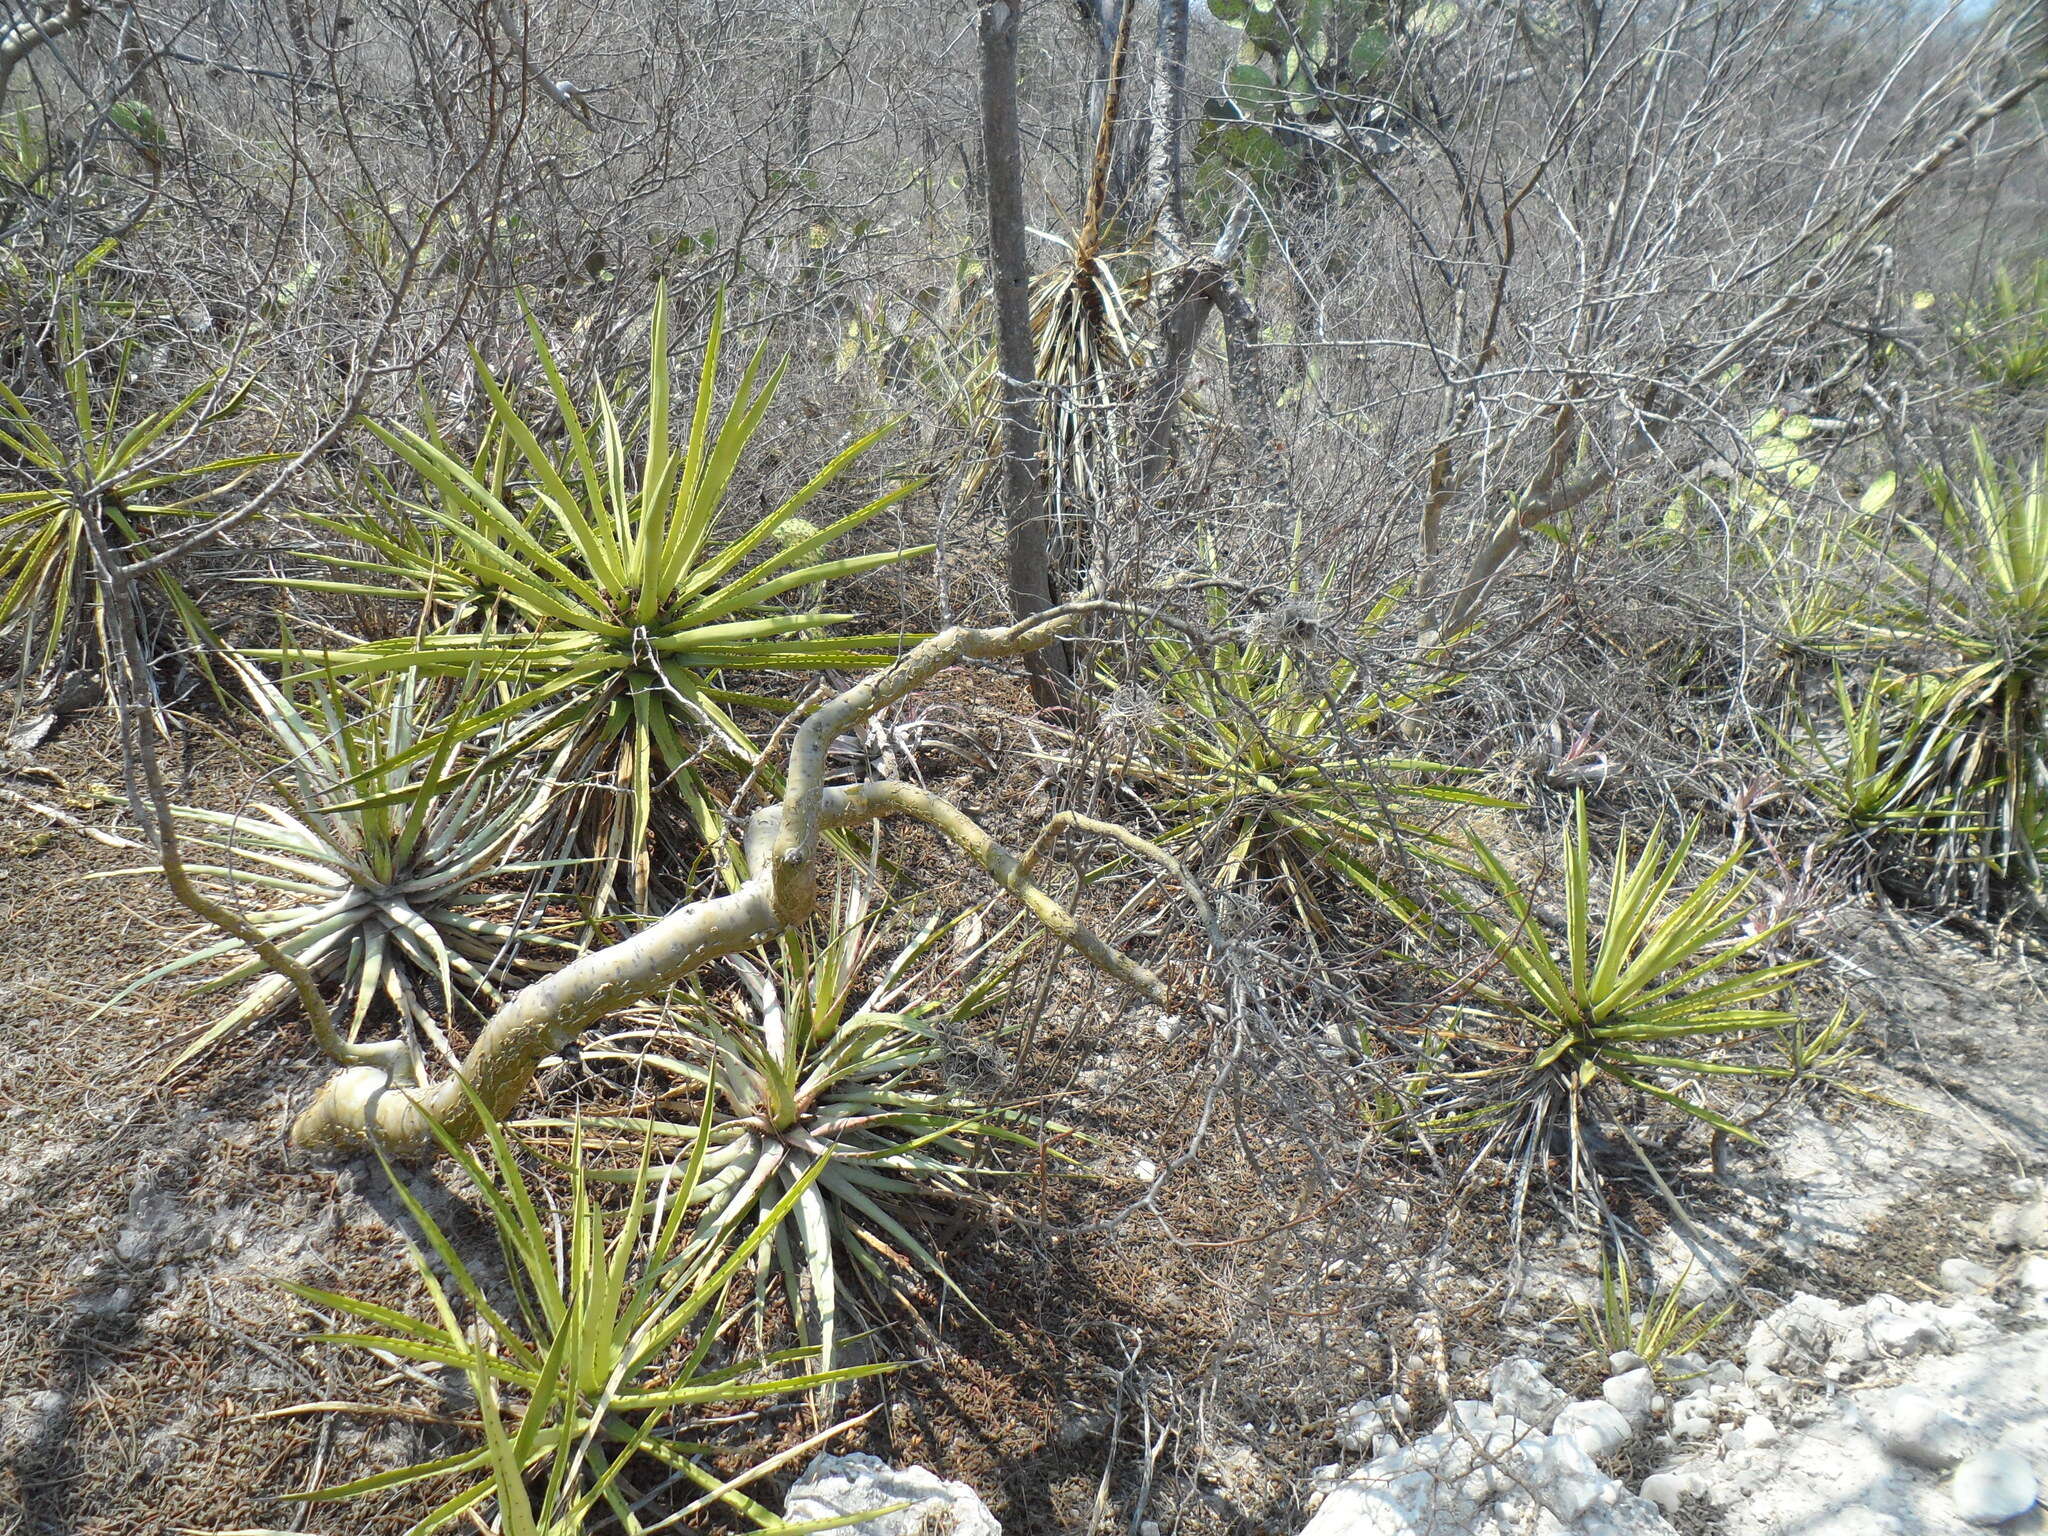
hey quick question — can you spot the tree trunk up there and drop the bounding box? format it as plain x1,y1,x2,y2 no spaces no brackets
976,0,1065,702
1133,0,1207,487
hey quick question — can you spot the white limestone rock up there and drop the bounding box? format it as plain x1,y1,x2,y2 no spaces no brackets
1949,1448,2039,1526
1670,1394,1716,1440
1744,1292,1850,1375
1873,1390,1977,1469
784,1453,1000,1536
1989,1197,2048,1251
1660,1352,1709,1382
1298,1403,1678,1536
1638,1471,1690,1514
1864,1299,1953,1361
0,1390,67,1464
1306,1463,1347,1513
1734,1414,1778,1450
1602,1368,1657,1425
1490,1358,1569,1431
1554,1400,1634,1459
1434,1399,1510,1440
1940,1258,1999,1294
1301,1455,1476,1536
1336,1394,1414,1454
1575,1496,1683,1536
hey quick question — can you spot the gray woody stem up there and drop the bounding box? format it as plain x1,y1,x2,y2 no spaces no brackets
0,0,90,109
292,604,1173,1158
976,0,1065,701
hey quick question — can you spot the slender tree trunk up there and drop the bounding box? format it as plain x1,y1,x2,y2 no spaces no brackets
116,5,158,106
282,0,316,88
976,0,1065,702
1133,0,1215,488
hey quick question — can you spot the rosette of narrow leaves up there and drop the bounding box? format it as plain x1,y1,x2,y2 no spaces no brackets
284,1095,885,1535
1103,600,1497,935
1734,485,1888,672
1025,234,1143,568
103,655,565,1071
1785,668,1976,883
960,232,1144,586
1433,797,1812,1209
287,414,535,630
570,886,1034,1375
1864,431,2048,903
1578,1251,1733,1380
271,286,931,908
1957,260,2048,391
0,310,279,678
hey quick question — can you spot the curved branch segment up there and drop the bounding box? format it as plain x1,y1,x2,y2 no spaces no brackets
291,606,1170,1158
0,0,90,110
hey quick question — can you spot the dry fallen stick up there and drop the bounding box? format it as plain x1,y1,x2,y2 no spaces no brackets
292,600,1188,1158
0,784,147,850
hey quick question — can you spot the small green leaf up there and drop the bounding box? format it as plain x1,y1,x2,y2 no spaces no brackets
108,100,163,146
1858,471,1898,513
1754,436,1802,472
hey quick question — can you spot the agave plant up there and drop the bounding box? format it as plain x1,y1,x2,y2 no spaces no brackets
1577,1250,1733,1381
1430,796,1813,1212
285,1094,884,1535
1957,259,2048,391
1016,231,1144,572
1863,430,2048,903
1737,485,1887,670
270,286,931,909
0,309,279,679
1099,590,1497,935
1784,668,1978,890
566,883,1035,1375
285,415,534,631
103,655,566,1072
965,19,1144,592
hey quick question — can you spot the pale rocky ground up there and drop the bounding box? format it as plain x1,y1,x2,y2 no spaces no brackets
800,918,2048,1536
801,1180,2048,1536
2,736,2042,1536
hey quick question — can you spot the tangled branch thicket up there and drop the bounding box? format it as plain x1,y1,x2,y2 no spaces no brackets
5,0,2048,1526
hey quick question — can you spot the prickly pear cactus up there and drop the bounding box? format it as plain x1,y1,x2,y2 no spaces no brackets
1211,0,1390,116
1199,0,1447,185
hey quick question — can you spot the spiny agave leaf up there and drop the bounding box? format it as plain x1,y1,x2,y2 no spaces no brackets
284,1097,876,1531
1433,792,1818,1217
105,656,562,1068
579,887,1035,1371
284,286,926,914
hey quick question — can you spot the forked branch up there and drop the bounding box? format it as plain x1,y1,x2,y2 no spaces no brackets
291,602,1179,1158
0,0,90,110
